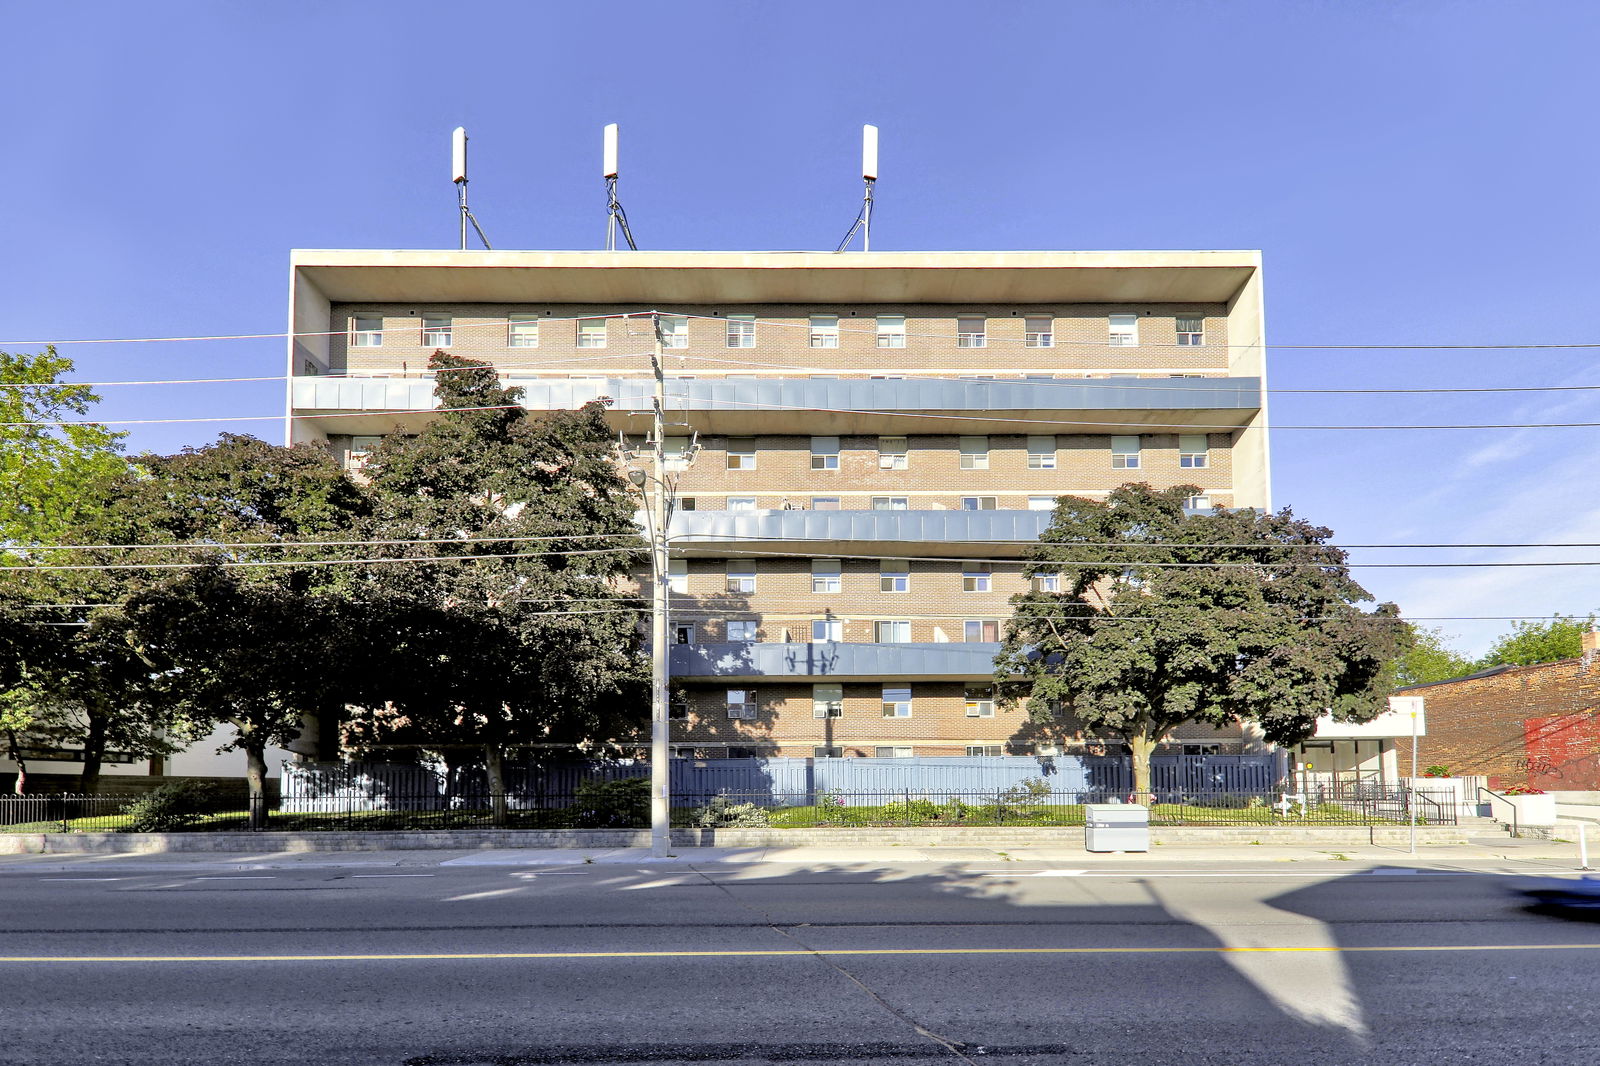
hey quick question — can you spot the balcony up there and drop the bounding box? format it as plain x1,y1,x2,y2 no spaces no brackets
669,641,1003,682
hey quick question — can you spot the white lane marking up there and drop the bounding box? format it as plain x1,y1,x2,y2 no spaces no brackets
39,877,123,882
192,876,276,881
442,887,525,902
352,874,436,878
620,877,693,890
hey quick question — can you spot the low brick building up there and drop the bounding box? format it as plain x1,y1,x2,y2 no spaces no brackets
1392,631,1600,790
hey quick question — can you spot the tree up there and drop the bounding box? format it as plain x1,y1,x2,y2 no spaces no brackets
1477,614,1597,669
0,347,128,551
994,484,1410,799
342,352,648,820
1394,625,1477,686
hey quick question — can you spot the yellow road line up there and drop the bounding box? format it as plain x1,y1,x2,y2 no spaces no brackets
1,943,1597,963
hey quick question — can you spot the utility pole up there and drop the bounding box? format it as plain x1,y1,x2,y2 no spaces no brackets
647,313,671,858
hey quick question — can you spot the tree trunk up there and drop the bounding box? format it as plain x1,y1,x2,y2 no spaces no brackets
245,739,269,830
79,702,108,793
484,745,509,827
1128,728,1159,807
5,731,27,796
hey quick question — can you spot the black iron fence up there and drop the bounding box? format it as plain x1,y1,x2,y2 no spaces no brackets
0,784,1458,833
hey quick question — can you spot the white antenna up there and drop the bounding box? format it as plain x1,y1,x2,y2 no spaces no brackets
451,126,492,251
604,123,638,251
836,124,878,253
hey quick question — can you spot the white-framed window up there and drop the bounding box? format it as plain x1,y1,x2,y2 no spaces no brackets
874,620,911,643
811,618,844,642
659,315,688,349
810,436,840,471
508,314,539,348
1186,494,1213,512
1027,495,1056,511
962,561,992,593
812,683,844,719
727,563,756,594
811,558,842,593
872,496,909,511
669,696,690,721
726,689,756,720
967,744,1004,757
964,619,999,642
1025,315,1053,348
957,315,987,348
870,373,906,380
875,745,914,758
662,436,691,472
959,436,989,470
679,497,697,511
811,496,841,510
878,436,908,470
809,314,839,348
346,435,382,472
1032,572,1062,593
964,686,995,717
674,622,696,645
882,686,912,718
726,496,758,511
880,561,910,593
726,314,756,348
814,745,843,758
1027,435,1057,469
960,496,997,511
727,620,758,642
1176,315,1204,346
876,314,906,348
809,374,838,380
576,317,607,348
1109,313,1139,347
1111,435,1141,469
350,314,384,347
668,558,689,594
726,438,757,470
422,314,452,347
1179,434,1209,469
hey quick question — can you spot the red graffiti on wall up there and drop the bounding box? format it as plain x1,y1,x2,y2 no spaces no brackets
1522,713,1600,790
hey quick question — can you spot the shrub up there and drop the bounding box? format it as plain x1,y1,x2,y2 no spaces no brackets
570,778,650,828
121,781,224,832
690,795,770,828
879,798,940,822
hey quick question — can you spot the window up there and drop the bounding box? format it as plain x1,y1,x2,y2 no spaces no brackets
1109,313,1139,347
726,689,756,720
508,314,539,348
576,317,607,348
967,744,1003,757
809,314,839,348
659,315,688,349
662,436,691,471
809,374,838,380
1186,494,1213,512
878,436,908,470
810,436,840,471
420,314,452,347
1111,435,1141,469
727,563,756,594
1027,496,1056,511
679,497,697,511
1025,315,1053,348
880,561,909,593
874,620,911,643
811,618,844,642
958,436,989,470
811,496,841,510
871,496,909,511
870,374,906,380
1027,435,1057,469
811,558,842,593
726,496,757,511
726,438,757,470
875,746,914,758
813,746,843,758
726,314,756,348
1033,742,1060,757
668,559,688,594
882,686,912,718
964,687,995,717
669,697,690,721
673,623,696,645
1179,434,1209,469
727,620,758,643
1031,572,1062,593
346,435,381,472
350,314,384,347
1176,315,1204,346
876,314,906,348
1183,743,1222,756
812,684,844,718
960,496,997,511
957,315,986,348
964,619,1000,642
962,562,992,593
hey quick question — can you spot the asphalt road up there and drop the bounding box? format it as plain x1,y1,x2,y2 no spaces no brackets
2,855,1597,1065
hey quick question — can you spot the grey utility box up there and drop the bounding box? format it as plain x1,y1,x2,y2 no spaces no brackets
1084,804,1150,852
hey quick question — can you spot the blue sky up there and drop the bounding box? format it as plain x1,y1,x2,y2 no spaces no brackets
5,1,1598,657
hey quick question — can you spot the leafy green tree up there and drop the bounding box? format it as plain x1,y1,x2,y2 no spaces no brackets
994,484,1410,799
1477,614,1597,669
0,347,128,551
1394,625,1477,686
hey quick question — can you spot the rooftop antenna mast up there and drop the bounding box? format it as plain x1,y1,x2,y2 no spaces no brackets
452,126,492,250
604,123,639,251
835,124,878,253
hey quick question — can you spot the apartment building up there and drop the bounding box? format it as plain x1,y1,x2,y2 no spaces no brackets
287,250,1270,760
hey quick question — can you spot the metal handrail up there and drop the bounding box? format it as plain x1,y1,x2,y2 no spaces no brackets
1478,785,1519,837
